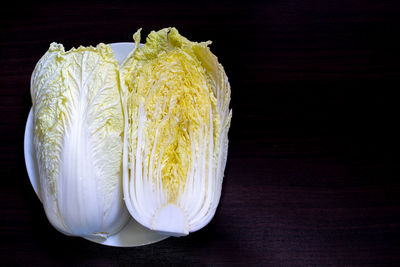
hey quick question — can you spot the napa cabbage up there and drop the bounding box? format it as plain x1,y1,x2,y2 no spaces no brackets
31,43,129,239
121,28,231,235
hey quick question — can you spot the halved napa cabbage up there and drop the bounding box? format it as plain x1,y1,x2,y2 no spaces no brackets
31,43,129,239
121,28,231,235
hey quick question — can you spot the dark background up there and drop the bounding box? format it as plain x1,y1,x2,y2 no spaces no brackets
1,0,400,265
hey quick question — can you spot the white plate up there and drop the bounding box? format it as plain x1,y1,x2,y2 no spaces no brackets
24,42,168,247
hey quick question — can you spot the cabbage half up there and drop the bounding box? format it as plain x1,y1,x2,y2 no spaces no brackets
121,28,231,235
31,43,129,238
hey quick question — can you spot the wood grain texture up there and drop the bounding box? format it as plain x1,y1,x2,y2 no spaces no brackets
1,0,400,265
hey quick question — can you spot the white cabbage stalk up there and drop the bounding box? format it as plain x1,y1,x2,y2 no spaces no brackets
31,43,129,239
121,28,231,235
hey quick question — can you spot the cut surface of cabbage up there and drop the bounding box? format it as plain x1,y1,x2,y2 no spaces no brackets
31,43,129,239
121,28,231,235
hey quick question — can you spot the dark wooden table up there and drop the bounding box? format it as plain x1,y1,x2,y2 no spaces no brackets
1,0,400,265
